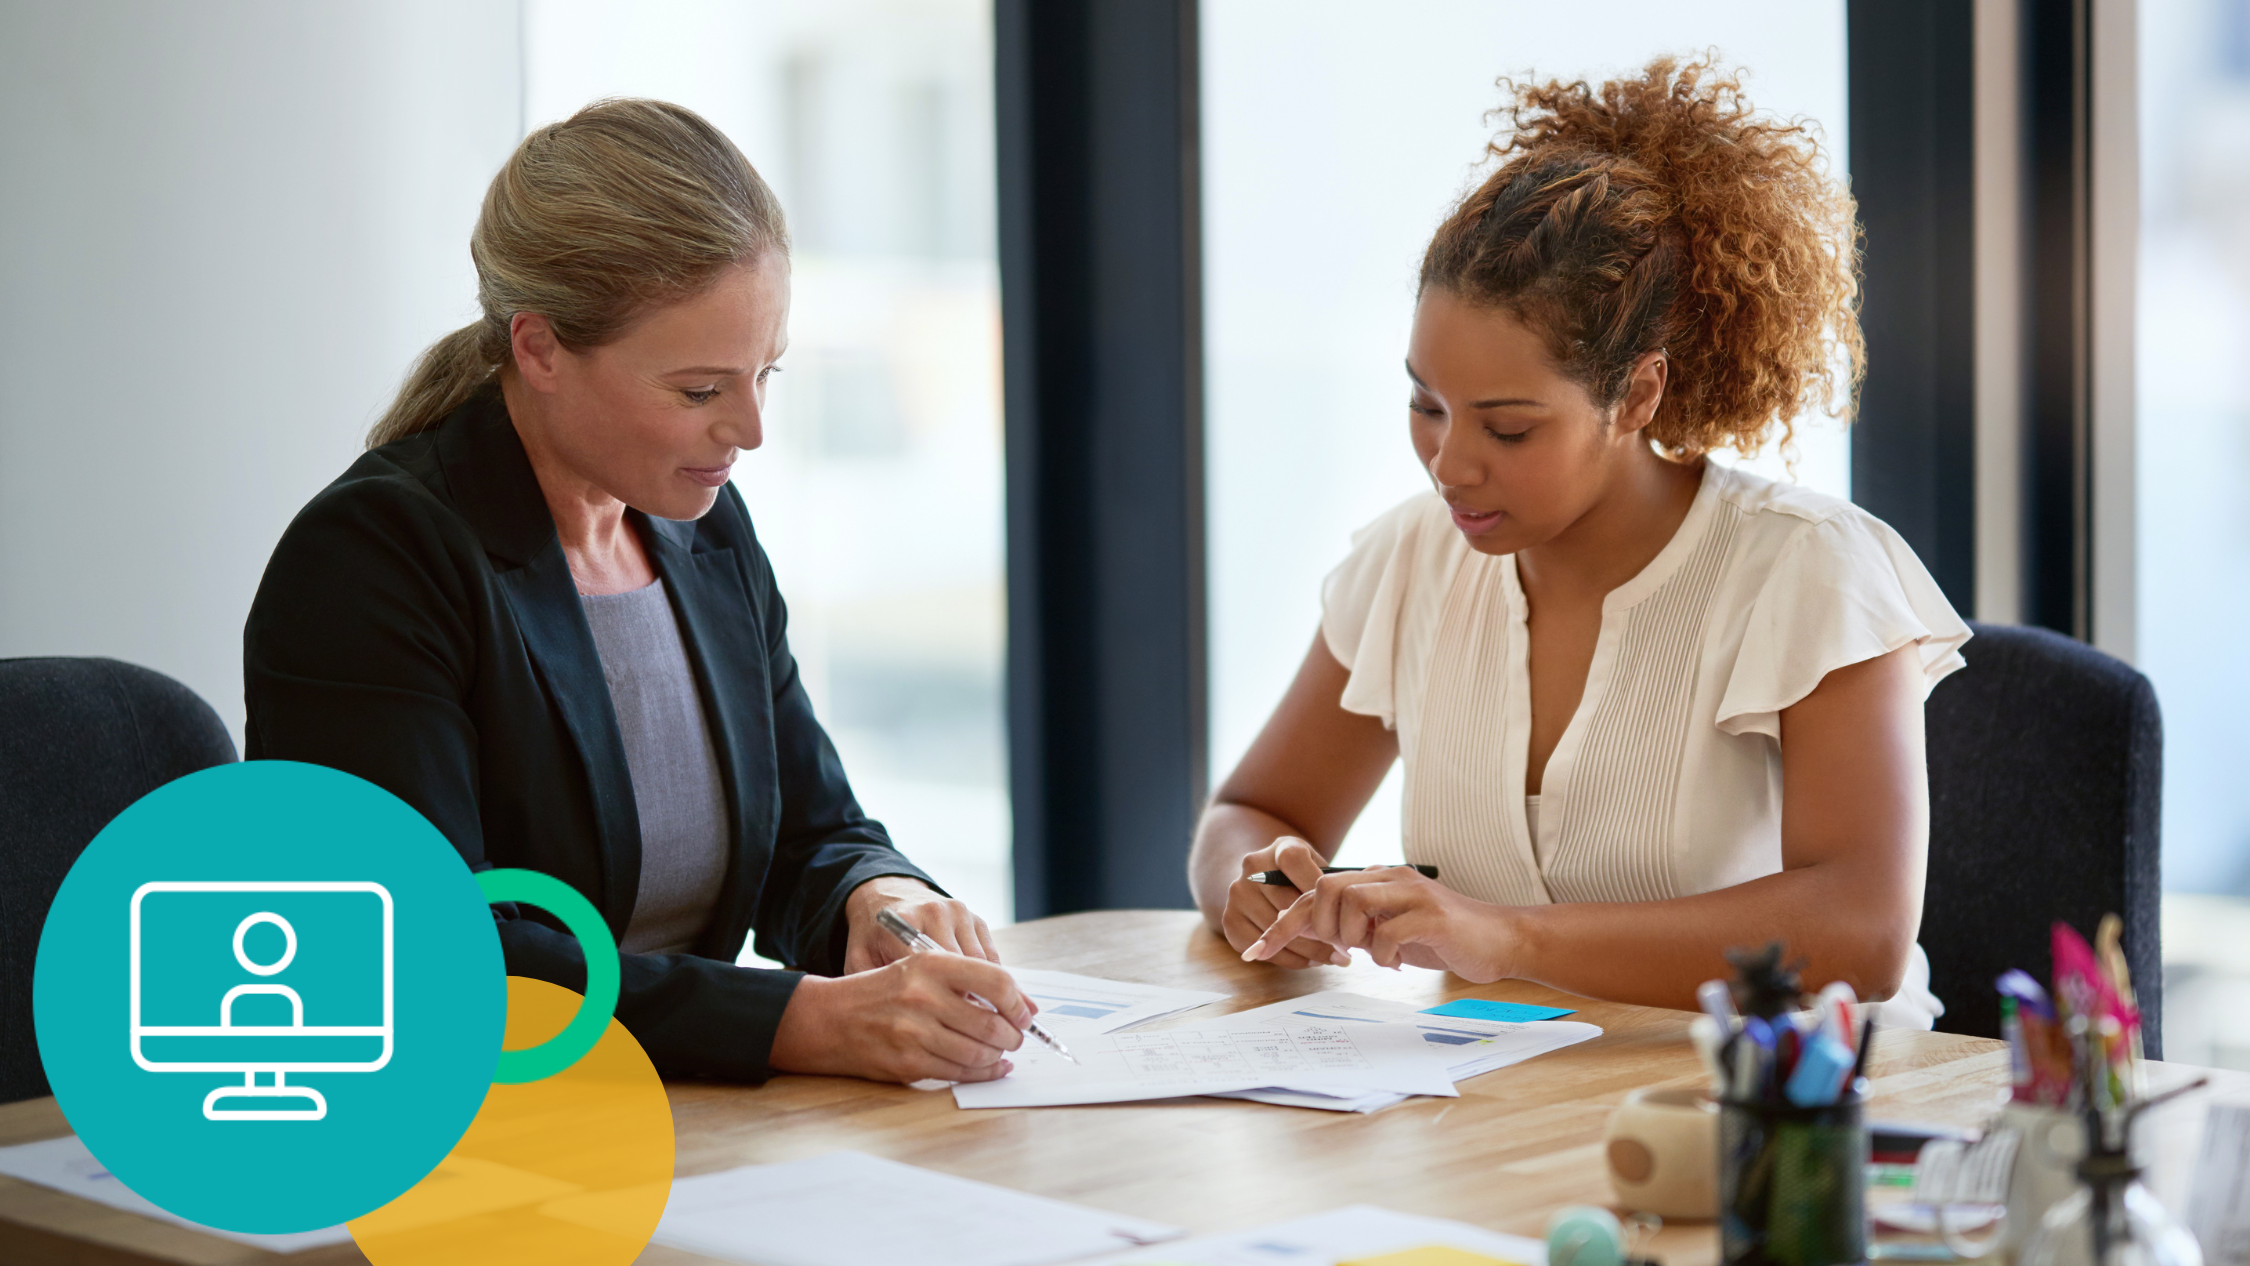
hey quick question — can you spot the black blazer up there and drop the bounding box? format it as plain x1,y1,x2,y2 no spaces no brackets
243,386,934,1081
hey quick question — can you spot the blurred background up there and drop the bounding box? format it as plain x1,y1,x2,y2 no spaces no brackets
1201,1,1850,874
0,0,2242,1066
2139,0,2250,1071
524,0,1013,927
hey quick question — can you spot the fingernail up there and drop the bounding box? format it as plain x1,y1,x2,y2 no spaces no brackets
1241,944,1262,961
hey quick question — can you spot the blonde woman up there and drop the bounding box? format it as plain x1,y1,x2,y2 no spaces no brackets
1196,60,1963,1024
246,100,1034,1084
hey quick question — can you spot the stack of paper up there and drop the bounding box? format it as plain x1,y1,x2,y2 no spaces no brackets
1010,968,1226,1035
955,1007,1460,1108
0,1135,354,1252
1211,992,1602,1113
955,986,1598,1112
650,1151,1183,1266
1083,1204,1547,1265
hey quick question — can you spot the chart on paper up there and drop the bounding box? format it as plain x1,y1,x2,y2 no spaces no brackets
954,1011,1458,1108
1203,991,1603,1113
1007,968,1224,1035
1110,1025,1372,1081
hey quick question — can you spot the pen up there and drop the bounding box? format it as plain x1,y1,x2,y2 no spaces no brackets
874,908,1079,1065
1689,1014,1729,1096
1846,1016,1875,1084
1738,1016,1776,1100
1696,978,1737,1026
1249,864,1440,885
1812,981,1859,1049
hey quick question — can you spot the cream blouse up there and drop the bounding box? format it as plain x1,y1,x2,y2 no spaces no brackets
1321,461,1969,1025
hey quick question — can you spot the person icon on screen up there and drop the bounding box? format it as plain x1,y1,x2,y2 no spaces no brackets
199,909,327,1120
218,912,305,1031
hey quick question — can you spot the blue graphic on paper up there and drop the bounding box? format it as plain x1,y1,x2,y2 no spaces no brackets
1418,998,1577,1023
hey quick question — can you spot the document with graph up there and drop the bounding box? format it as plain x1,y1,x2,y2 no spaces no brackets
952,1008,1459,1108
1006,968,1225,1036
1209,990,1603,1113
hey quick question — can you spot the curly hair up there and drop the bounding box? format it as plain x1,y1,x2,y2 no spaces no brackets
1419,55,1863,460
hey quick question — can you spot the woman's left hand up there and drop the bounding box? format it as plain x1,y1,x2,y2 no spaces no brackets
841,876,1002,973
1242,866,1519,982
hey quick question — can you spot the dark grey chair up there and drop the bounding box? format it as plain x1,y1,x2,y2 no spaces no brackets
1,657,237,1103
1921,622,2163,1057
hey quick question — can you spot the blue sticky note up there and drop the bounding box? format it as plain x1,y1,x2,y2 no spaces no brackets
1420,999,1576,1022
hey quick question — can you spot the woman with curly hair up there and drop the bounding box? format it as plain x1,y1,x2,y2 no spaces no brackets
1192,57,1963,1024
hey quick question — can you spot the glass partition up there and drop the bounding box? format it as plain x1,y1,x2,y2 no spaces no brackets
2139,0,2250,1069
524,0,1012,929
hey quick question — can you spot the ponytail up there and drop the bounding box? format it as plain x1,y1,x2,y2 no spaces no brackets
367,321,506,449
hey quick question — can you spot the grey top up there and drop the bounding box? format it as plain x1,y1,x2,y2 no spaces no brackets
580,579,730,956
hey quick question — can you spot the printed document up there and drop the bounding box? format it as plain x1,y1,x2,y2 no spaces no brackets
1009,967,1225,1035
1208,991,1602,1113
0,1134,352,1252
954,1010,1459,1108
1082,1204,1546,1265
649,1150,1182,1266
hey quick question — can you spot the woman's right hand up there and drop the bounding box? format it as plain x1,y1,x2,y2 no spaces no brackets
769,952,1035,1084
1220,837,1352,969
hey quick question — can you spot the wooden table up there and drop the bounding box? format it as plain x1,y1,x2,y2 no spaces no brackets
4,910,2241,1265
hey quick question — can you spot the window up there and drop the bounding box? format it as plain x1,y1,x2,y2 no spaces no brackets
2139,0,2250,1070
525,0,1012,927
1201,1,1850,865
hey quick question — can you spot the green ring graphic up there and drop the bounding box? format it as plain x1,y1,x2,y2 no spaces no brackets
477,869,621,1084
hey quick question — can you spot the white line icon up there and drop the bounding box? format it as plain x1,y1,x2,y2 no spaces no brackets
129,882,394,1122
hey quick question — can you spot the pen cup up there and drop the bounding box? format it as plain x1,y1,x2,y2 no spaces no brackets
1718,1087,1867,1266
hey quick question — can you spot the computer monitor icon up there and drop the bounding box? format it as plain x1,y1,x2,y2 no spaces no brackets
129,882,393,1122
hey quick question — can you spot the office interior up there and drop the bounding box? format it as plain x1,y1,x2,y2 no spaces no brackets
1,0,2246,1201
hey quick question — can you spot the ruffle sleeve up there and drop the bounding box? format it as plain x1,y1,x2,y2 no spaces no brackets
1715,507,1971,741
1320,493,1441,730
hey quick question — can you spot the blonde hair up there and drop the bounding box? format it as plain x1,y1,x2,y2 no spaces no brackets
368,98,789,448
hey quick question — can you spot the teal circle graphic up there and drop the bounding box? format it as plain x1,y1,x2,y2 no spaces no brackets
33,761,506,1233
477,869,620,1084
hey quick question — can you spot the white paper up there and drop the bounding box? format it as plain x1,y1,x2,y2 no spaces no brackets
1082,1204,1547,1265
2188,1102,2250,1266
651,1150,1182,1266
0,1133,354,1252
1010,968,1226,1035
955,1012,1459,1108
1208,992,1602,1113
1216,1085,1407,1113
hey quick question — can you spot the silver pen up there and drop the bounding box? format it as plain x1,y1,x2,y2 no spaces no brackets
875,907,1079,1064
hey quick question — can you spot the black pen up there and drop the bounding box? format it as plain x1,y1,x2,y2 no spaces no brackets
1249,864,1439,885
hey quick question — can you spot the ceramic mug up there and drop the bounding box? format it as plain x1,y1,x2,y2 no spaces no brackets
1606,1084,1719,1219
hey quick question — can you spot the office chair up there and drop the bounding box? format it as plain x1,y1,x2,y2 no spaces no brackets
0,657,237,1103
1921,622,2164,1057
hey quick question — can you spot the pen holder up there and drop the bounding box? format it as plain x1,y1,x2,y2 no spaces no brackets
1719,1087,1866,1266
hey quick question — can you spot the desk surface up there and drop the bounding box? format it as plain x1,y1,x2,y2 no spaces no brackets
3,909,2241,1266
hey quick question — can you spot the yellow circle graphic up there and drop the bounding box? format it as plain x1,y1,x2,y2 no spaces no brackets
348,976,673,1265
